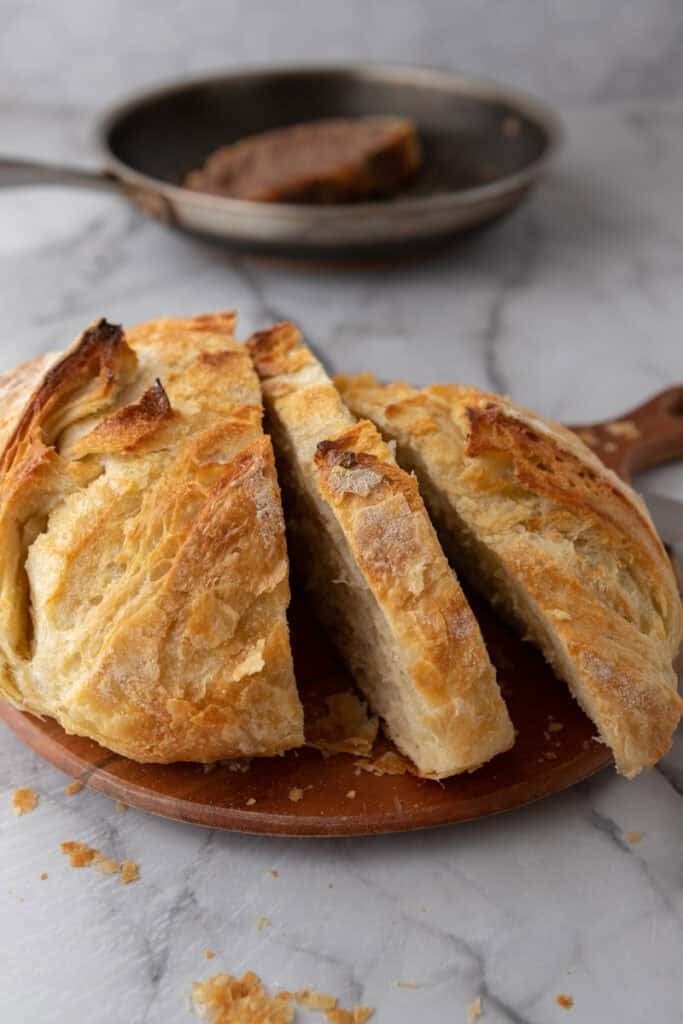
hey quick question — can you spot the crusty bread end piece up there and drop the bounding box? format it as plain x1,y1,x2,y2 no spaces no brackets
0,314,303,762
337,373,683,778
248,324,514,778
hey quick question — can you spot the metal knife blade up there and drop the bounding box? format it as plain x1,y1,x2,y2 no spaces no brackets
639,489,683,547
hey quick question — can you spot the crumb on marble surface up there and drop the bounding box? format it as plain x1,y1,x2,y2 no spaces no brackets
12,787,38,816
115,801,128,812
40,872,48,881
60,840,139,883
296,988,337,1010
269,870,279,878
625,831,643,843
256,916,271,931
397,981,418,989
192,971,293,1024
556,993,574,1009
65,780,83,796
466,995,483,1022
204,949,215,960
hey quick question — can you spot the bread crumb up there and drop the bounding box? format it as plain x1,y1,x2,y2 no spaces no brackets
544,751,558,760
466,996,483,1022
60,841,97,868
307,692,378,757
549,609,572,621
204,949,216,960
548,721,564,733
556,993,574,1009
12,787,38,816
120,860,139,884
93,853,120,876
65,780,84,796
606,419,640,440
192,972,294,1024
224,758,252,774
576,429,598,447
354,751,413,776
352,1010,373,1024
288,787,304,802
296,989,337,1010
325,1011,353,1024
60,841,138,884
269,870,279,878
346,790,357,799
115,801,128,812
625,831,643,843
40,872,48,881
397,981,418,989
256,916,271,931
246,797,257,806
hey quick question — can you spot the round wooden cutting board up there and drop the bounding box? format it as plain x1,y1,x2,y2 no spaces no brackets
1,387,681,836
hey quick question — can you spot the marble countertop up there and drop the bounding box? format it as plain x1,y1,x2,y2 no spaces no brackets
2,4,683,1022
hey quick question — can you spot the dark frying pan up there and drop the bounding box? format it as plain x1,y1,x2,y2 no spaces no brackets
0,64,562,258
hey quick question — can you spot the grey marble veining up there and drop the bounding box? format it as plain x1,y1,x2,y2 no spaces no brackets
2,3,683,1022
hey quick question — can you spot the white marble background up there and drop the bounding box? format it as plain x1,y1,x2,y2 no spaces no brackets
1,3,683,1022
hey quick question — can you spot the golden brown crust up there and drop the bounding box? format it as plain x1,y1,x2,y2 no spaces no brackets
0,313,303,762
249,324,513,778
336,373,682,776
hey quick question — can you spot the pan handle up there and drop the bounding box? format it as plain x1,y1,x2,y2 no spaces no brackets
0,157,123,193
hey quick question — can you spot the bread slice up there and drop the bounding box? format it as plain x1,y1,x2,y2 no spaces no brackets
247,324,513,778
337,374,683,777
185,117,422,203
0,314,304,762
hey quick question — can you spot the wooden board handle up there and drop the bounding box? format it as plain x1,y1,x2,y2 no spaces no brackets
571,385,683,482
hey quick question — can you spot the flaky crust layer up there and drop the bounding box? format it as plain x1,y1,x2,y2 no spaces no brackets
0,314,303,762
249,324,513,778
337,373,683,777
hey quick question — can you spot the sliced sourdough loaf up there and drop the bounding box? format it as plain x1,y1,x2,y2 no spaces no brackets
0,314,304,762
247,324,513,778
336,374,683,777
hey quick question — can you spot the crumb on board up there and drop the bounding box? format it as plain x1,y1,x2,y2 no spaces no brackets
605,418,640,440
12,787,38,816
65,780,84,796
246,797,257,806
288,787,304,803
625,831,643,843
296,989,337,1010
556,993,574,1009
353,751,413,776
346,790,357,799
60,840,138,883
306,692,378,758
40,872,48,881
466,996,483,1022
192,972,294,1024
204,949,215,960
115,801,128,812
256,916,271,931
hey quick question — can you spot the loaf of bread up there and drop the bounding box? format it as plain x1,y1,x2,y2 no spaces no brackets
336,374,683,777
248,324,514,778
0,314,304,762
185,117,422,203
